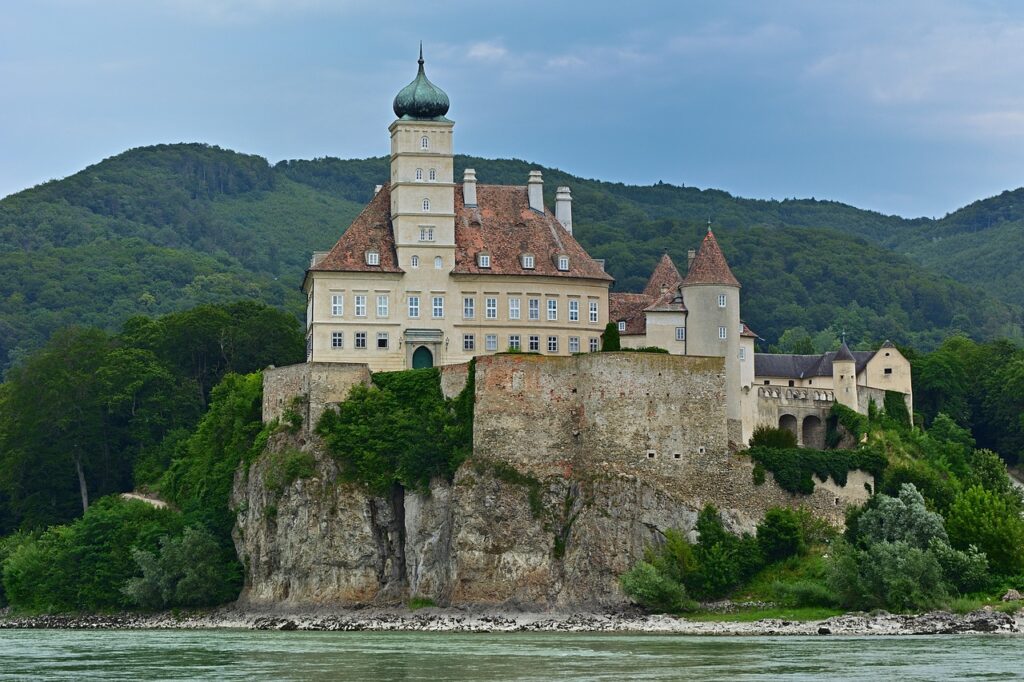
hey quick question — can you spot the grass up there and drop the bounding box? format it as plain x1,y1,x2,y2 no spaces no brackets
686,606,843,622
735,551,831,602
408,596,437,610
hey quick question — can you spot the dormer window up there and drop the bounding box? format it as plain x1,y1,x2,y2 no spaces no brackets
428,168,437,181
365,250,380,266
521,253,535,269
557,255,570,271
415,168,423,181
420,136,429,150
422,198,430,212
478,252,491,268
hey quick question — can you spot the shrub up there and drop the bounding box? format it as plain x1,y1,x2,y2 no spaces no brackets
124,525,239,609
752,463,766,486
750,425,797,449
929,539,989,593
830,402,869,443
771,578,838,608
945,485,1024,576
601,322,620,351
757,508,807,563
853,483,947,549
619,346,669,354
878,459,958,513
828,539,949,612
619,561,693,613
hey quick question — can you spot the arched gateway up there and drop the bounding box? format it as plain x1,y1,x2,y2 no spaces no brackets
412,345,434,369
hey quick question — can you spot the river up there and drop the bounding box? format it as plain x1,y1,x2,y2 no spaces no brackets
0,630,1020,680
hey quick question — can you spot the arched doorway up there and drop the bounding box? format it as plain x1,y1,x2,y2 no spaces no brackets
779,414,798,443
412,345,433,369
803,415,825,450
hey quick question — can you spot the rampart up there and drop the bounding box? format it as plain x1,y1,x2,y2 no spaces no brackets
263,362,371,431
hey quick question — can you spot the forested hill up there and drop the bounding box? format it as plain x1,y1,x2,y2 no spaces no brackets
0,143,1019,367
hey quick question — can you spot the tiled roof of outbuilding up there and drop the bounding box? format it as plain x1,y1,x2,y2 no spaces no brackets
643,253,684,297
609,292,653,335
754,350,876,379
682,229,740,287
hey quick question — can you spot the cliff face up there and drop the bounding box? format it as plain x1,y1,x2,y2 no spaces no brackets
234,354,871,610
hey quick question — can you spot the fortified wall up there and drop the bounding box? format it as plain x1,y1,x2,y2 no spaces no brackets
239,353,872,609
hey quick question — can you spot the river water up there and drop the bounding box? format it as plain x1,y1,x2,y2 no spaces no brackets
0,630,1020,680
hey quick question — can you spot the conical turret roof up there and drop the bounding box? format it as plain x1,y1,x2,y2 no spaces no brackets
682,229,740,287
834,340,856,363
393,45,450,120
642,252,684,297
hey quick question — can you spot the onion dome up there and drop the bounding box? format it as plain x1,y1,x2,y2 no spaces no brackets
393,45,450,120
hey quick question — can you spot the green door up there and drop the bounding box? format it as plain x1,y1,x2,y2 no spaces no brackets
412,346,433,369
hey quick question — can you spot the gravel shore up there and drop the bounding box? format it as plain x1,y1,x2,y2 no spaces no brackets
1,606,1021,636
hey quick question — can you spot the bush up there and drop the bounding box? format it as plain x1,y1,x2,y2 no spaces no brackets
945,485,1024,576
619,561,693,613
929,539,989,593
619,346,669,354
830,402,869,443
757,508,807,563
878,459,958,513
750,425,797,449
124,525,239,609
601,322,620,351
771,578,838,608
828,539,948,612
853,483,947,549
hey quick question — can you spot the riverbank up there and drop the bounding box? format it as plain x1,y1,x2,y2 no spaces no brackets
1,606,1021,636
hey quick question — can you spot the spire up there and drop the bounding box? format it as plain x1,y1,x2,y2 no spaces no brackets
835,339,856,363
682,229,740,287
393,44,450,120
643,252,684,297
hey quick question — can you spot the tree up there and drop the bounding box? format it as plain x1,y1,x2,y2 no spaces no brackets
601,322,620,351
757,508,806,562
945,485,1024,576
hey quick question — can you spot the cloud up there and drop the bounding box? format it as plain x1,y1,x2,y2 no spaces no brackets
467,41,508,61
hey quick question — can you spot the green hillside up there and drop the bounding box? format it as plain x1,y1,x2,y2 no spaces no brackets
0,144,1019,367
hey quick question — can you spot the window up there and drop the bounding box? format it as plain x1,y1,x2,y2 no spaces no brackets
568,299,579,322
478,253,491,268
589,337,599,352
528,298,540,320
529,335,540,352
569,336,580,353
463,296,475,319
646,450,656,459
557,255,569,271
884,367,893,375
718,293,727,308
420,135,429,149
509,297,521,320
485,334,497,351
740,324,744,335
718,326,727,340
463,334,475,351
331,331,344,349
432,296,444,318
415,168,423,181
508,334,521,351
355,332,367,349
377,332,389,350
419,227,434,242
355,295,367,317
428,168,436,181
331,294,344,317
675,327,685,341
422,198,430,212
434,256,443,269
521,254,535,269
410,255,419,268
485,297,497,319
366,251,380,266
548,336,558,353
589,301,599,324
408,295,420,318
739,347,746,361
547,299,558,321
618,320,626,332
376,294,389,318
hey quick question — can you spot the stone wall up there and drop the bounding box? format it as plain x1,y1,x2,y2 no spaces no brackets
262,363,371,432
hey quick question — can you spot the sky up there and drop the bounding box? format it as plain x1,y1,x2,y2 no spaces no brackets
2,0,1023,218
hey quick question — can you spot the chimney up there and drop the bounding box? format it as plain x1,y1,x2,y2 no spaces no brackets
527,170,544,212
374,184,383,195
687,248,696,272
555,186,573,234
463,168,477,207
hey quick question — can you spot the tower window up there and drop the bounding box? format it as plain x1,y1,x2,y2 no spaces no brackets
415,168,423,181
410,255,419,268
428,168,437,181
718,326,727,340
420,136,429,150
718,293,727,308
434,256,443,269
419,226,434,242
618,321,626,332
675,327,685,341
739,347,746,360
422,198,430,212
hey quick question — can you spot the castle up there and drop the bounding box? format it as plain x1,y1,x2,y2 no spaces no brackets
301,50,913,446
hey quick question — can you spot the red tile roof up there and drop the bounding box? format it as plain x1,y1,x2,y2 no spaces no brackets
682,229,740,287
740,322,758,338
310,183,612,282
310,186,403,274
609,292,654,335
642,253,684,297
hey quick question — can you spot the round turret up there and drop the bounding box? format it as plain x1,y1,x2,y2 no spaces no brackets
393,46,450,120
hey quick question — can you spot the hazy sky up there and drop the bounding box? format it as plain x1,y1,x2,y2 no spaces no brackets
2,0,1023,217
